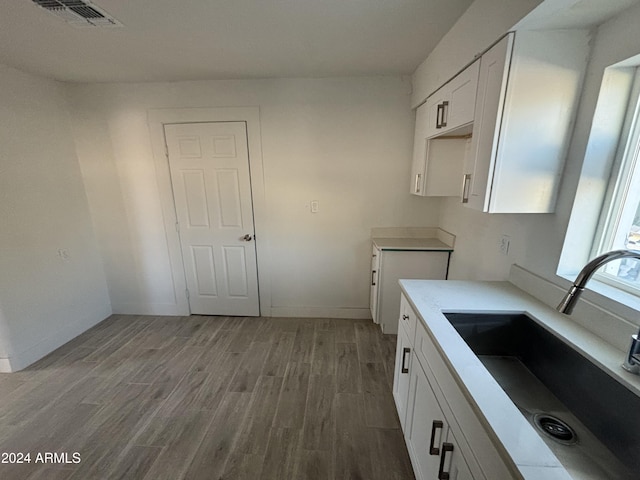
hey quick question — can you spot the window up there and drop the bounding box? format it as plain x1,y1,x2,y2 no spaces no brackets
593,68,640,294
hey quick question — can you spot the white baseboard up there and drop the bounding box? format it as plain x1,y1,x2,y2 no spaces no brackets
111,302,188,316
1,304,112,372
0,358,12,373
268,306,372,319
111,302,371,319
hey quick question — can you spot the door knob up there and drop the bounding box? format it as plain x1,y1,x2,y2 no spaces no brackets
242,234,253,241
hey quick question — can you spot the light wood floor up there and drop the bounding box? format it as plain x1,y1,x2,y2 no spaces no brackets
0,315,415,480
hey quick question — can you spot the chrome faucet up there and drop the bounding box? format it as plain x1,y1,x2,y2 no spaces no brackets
556,249,640,374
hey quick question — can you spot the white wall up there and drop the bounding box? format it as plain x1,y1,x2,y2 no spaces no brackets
0,64,111,371
426,1,640,331
66,76,441,318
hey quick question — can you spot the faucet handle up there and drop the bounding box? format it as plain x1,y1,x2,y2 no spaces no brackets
622,334,640,374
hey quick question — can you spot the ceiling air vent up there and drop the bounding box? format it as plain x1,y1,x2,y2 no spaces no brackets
31,0,122,27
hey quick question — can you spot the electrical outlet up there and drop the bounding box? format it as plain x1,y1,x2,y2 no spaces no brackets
310,200,319,213
499,235,511,256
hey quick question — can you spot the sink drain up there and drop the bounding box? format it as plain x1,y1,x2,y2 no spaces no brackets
533,414,578,445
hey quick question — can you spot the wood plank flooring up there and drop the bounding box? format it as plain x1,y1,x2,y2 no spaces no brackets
0,315,415,480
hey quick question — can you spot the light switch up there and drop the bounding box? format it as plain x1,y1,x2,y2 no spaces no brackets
310,200,319,213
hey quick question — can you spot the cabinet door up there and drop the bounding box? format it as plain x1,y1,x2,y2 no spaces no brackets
411,102,429,195
405,358,449,480
411,105,468,197
464,34,512,211
438,429,474,480
393,326,413,431
425,90,448,138
370,246,380,322
378,252,449,334
398,294,415,339
444,60,480,132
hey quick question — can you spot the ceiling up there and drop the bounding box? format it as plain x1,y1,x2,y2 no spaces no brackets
514,0,640,30
0,0,474,83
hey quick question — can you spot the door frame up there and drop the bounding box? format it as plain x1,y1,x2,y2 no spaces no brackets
148,107,271,316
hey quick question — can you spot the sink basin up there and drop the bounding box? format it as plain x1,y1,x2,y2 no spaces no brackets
443,312,639,480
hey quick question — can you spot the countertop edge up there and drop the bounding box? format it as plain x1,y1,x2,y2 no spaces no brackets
372,237,454,251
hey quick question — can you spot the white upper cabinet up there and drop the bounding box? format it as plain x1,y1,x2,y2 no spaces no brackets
425,60,479,138
464,30,590,213
411,60,479,197
411,104,472,197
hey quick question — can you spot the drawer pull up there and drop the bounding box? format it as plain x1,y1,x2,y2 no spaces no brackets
402,314,409,321
401,347,410,373
429,420,444,455
438,442,454,480
371,270,376,286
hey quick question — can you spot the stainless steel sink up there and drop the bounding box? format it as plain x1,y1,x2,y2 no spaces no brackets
443,312,638,480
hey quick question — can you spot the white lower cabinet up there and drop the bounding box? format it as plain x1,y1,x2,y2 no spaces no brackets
370,246,450,334
406,348,473,480
406,356,447,479
394,293,512,480
393,324,413,430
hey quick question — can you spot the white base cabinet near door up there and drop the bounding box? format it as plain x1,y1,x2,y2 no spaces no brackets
394,294,514,480
370,244,450,335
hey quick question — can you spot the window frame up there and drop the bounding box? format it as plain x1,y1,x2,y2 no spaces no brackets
591,67,640,295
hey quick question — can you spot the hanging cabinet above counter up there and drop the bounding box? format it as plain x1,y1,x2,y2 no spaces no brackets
410,60,478,197
411,29,590,213
424,60,479,139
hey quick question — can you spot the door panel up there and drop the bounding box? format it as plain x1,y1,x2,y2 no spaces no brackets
223,246,249,297
165,121,259,316
191,245,217,296
216,169,243,227
182,170,210,227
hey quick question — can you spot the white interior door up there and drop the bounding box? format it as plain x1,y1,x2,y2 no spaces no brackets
164,122,259,316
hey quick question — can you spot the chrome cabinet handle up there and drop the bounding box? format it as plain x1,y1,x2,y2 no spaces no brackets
371,270,376,286
461,174,471,203
438,442,454,480
242,234,253,241
436,103,444,129
401,347,410,374
415,173,422,193
441,101,449,127
429,420,444,455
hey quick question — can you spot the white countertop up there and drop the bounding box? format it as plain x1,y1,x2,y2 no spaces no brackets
399,279,640,480
372,237,453,251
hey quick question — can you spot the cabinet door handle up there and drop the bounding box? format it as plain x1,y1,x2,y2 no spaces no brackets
441,101,449,128
401,347,410,373
429,420,444,455
402,314,409,321
436,103,444,129
461,173,471,203
438,442,454,480
415,173,422,193
371,270,376,286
